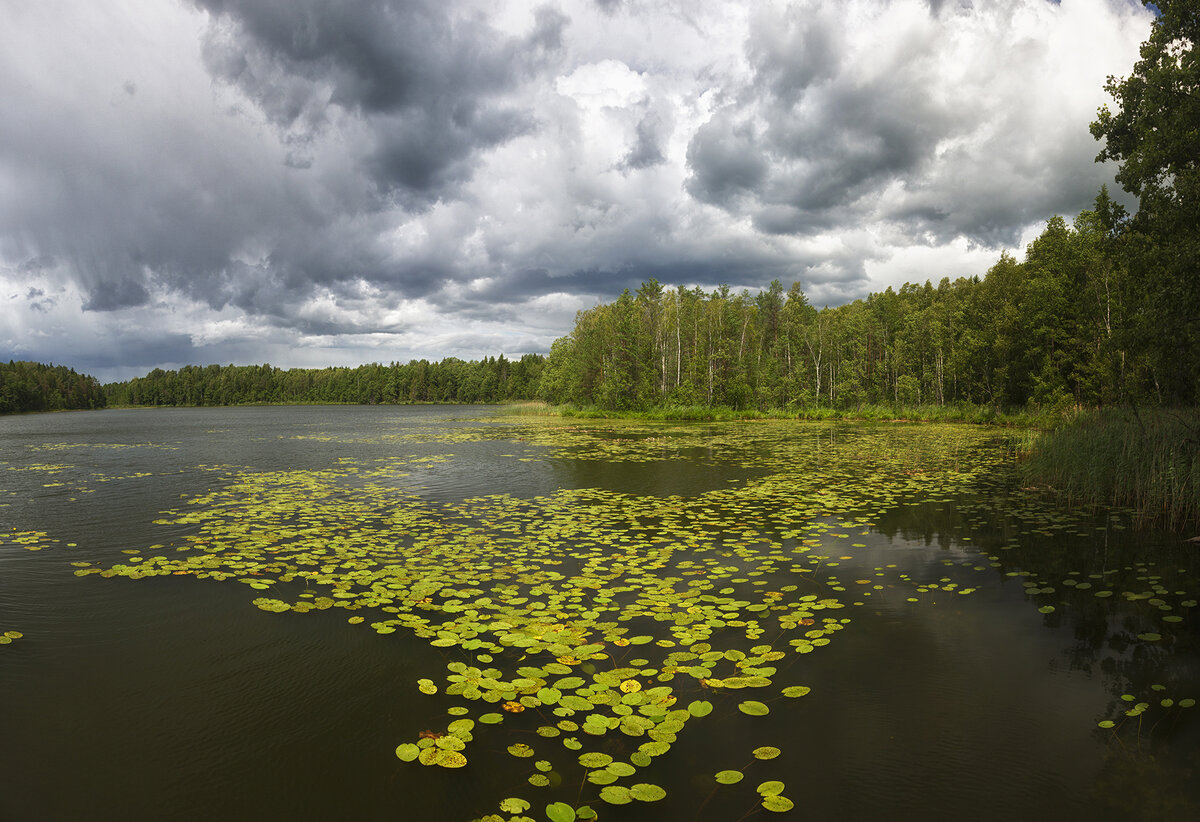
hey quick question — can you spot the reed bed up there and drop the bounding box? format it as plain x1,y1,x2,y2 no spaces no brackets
1022,408,1200,532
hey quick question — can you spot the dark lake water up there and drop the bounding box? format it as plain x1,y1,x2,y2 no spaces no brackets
1,406,1197,822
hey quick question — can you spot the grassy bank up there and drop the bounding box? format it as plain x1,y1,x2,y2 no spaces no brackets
502,401,1050,426
1022,409,1200,533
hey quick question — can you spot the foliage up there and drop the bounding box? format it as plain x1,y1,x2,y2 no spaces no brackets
1091,0,1200,403
103,355,544,407
0,360,106,414
550,403,1049,426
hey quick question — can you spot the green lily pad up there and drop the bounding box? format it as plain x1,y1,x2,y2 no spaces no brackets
762,795,795,812
752,746,781,760
629,783,666,802
588,770,618,786
599,786,632,805
545,802,576,822
578,752,613,769
715,770,744,784
738,700,769,716
435,750,467,768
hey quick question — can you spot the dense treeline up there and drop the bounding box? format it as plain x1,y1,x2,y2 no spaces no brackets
101,355,545,407
537,190,1187,413
0,361,106,414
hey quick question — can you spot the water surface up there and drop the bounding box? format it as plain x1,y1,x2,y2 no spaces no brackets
1,406,1196,821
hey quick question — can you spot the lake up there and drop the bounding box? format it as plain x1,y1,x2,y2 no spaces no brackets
1,405,1197,821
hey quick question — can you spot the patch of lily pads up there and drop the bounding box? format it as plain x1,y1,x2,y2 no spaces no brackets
64,419,1198,818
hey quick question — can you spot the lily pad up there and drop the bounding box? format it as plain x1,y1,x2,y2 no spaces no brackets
629,783,666,802
545,802,576,822
578,752,613,768
762,795,795,812
599,786,632,805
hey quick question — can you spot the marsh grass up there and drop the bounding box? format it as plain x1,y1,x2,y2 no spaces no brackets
1022,408,1200,532
498,400,556,416
517,402,1048,426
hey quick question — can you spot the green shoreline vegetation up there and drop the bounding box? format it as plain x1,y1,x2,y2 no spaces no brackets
509,400,1048,427
1022,409,1200,533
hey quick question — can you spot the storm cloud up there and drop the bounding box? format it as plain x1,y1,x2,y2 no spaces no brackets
0,0,1153,381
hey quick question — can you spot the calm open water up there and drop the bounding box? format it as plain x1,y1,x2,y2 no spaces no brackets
1,406,1197,822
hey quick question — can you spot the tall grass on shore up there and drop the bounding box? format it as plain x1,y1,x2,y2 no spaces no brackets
502,402,1049,426
1022,409,1200,533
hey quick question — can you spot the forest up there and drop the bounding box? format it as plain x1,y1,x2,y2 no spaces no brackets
99,354,545,408
0,361,106,414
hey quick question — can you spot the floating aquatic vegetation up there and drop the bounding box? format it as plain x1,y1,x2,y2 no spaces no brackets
65,419,1197,818
2,528,58,551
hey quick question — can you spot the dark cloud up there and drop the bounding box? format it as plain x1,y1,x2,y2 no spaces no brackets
367,104,537,206
81,278,151,311
685,115,767,205
73,332,198,375
746,6,841,105
619,111,667,171
686,0,1132,251
197,0,512,119
25,287,56,313
196,0,560,206
689,6,958,230
2,0,567,321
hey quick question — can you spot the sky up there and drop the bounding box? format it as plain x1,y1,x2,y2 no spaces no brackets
0,0,1155,383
